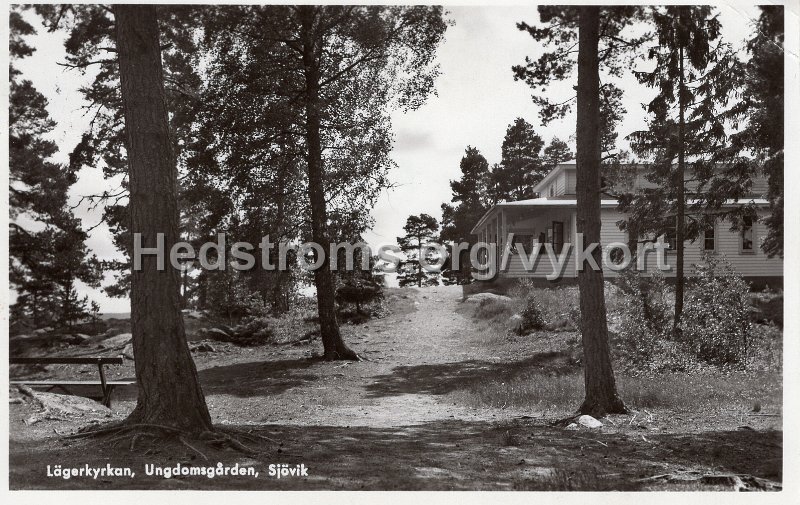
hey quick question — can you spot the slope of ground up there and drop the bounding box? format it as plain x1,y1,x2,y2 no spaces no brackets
8,285,782,490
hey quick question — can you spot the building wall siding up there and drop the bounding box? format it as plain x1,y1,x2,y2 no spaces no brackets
565,170,576,195
498,207,781,280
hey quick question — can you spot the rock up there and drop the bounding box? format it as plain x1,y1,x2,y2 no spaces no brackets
206,328,231,339
32,391,112,416
101,333,132,349
122,343,135,360
71,333,91,343
216,324,235,335
576,415,603,429
565,423,579,431
463,292,512,303
191,342,216,353
34,327,53,335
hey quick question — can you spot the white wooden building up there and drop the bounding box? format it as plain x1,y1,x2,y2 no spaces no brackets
469,163,782,288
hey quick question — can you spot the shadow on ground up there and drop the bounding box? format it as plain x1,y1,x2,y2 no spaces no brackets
364,351,579,398
198,358,319,397
9,418,781,490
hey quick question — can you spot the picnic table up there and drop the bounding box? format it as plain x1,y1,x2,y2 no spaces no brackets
10,356,134,407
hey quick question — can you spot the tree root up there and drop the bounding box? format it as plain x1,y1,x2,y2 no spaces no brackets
65,422,181,439
63,422,267,457
322,348,362,361
179,435,209,461
577,396,629,418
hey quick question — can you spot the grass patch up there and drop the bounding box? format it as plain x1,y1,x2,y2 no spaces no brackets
513,467,630,491
473,298,515,321
510,281,580,332
448,369,782,413
449,372,584,414
463,284,580,334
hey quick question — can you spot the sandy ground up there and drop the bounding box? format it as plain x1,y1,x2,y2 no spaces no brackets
8,285,782,490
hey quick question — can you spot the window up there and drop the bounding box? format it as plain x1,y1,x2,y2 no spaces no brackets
549,185,555,197
741,216,754,253
552,221,564,254
663,223,677,252
703,225,715,251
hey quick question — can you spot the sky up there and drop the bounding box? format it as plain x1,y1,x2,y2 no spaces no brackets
13,4,762,313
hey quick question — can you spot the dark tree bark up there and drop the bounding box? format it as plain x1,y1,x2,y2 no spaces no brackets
299,7,359,361
674,43,686,331
114,5,213,431
575,6,627,417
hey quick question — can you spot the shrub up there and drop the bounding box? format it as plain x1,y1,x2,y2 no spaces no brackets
516,294,546,334
612,268,677,372
336,278,384,315
510,280,579,332
207,315,275,346
680,254,752,366
203,269,270,324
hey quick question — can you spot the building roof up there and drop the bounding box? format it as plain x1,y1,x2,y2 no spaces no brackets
531,163,575,195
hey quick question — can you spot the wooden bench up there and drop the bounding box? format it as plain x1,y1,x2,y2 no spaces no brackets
10,356,134,407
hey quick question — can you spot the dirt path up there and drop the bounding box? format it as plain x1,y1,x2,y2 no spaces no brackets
8,285,783,490
209,284,515,429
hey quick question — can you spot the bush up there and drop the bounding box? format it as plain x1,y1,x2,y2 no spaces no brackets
680,254,752,366
336,278,384,315
516,294,546,334
510,280,578,332
612,268,679,372
207,315,275,346
203,269,270,324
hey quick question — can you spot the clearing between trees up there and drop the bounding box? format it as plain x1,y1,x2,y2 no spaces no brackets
9,285,781,491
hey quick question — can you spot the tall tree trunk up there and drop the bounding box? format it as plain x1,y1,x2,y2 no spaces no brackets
674,43,686,331
31,291,38,325
575,6,627,417
181,265,188,309
114,5,213,431
299,7,359,361
417,237,423,287
61,278,72,329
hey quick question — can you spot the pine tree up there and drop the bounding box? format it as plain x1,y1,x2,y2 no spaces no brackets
440,147,492,283
543,137,574,166
9,7,102,329
114,4,213,432
490,118,546,201
513,6,647,416
398,214,441,288
738,6,784,257
622,5,748,329
195,5,447,360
